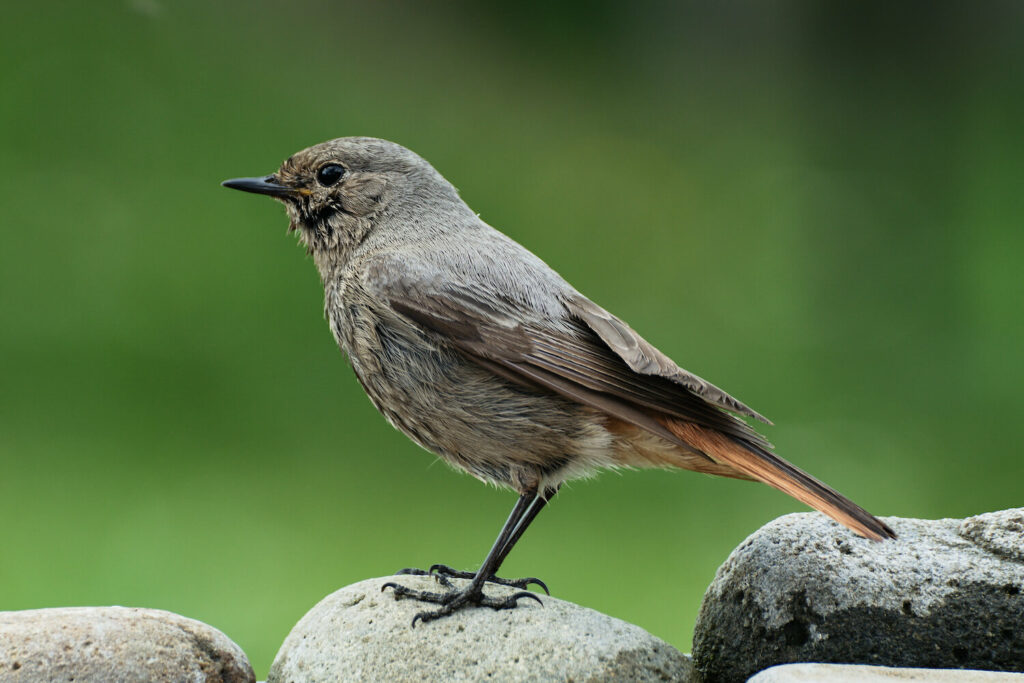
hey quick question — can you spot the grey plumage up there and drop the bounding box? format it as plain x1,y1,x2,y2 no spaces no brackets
222,137,893,619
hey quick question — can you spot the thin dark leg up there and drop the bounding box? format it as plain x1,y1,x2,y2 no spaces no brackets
479,490,537,574
404,484,558,594
493,484,559,570
382,489,547,625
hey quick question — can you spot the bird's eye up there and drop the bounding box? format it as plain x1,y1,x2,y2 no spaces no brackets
316,164,345,187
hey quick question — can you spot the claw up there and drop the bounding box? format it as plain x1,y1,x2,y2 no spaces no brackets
522,577,550,595
394,567,430,577
478,590,543,610
510,591,543,607
429,563,457,575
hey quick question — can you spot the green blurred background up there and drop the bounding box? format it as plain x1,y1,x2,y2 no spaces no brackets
2,1,1022,675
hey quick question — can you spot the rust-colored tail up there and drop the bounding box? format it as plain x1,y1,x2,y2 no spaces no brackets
664,420,896,541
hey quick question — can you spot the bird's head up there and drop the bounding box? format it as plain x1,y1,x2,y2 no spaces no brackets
222,137,458,256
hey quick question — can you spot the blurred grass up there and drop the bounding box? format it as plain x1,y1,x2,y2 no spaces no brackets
1,1,1023,676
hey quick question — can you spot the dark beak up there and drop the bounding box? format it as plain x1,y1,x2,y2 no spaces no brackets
221,175,295,198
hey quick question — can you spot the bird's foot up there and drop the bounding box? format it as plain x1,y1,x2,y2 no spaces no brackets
382,577,542,626
393,564,549,594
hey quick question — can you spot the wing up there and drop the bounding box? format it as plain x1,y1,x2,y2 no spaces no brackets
562,295,771,424
365,256,771,450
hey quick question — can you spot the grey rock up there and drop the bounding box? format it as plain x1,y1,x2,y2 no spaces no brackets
960,509,1024,563
749,663,1024,682
0,606,254,682
692,509,1024,682
267,575,693,682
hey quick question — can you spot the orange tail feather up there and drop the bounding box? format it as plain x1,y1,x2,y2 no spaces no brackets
663,420,896,541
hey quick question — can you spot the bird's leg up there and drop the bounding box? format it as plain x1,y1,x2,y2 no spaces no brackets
383,487,552,625
395,485,558,592
494,484,559,570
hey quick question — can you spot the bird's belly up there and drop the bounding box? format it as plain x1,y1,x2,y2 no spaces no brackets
338,308,613,489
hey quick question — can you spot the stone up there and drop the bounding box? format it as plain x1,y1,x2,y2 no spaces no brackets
0,606,254,682
267,575,693,682
692,509,1024,682
960,509,1024,563
749,663,1024,682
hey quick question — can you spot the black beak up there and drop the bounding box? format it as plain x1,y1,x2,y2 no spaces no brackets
221,175,295,198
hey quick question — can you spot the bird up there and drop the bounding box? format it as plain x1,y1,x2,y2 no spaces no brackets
222,137,895,625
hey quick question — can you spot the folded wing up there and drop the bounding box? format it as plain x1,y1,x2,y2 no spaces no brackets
368,258,895,540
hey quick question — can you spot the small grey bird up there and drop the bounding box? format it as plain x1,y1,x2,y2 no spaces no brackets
222,137,895,624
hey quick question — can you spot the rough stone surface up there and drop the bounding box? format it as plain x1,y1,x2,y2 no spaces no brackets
267,575,693,682
960,509,1024,563
0,606,254,682
749,663,1024,682
692,509,1024,682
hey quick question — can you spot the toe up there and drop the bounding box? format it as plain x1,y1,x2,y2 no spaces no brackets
394,567,430,577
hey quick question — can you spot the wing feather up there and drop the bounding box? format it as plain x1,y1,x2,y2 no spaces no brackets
380,275,770,450
563,295,771,423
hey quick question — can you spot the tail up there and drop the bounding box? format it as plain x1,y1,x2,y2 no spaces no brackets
664,420,896,541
